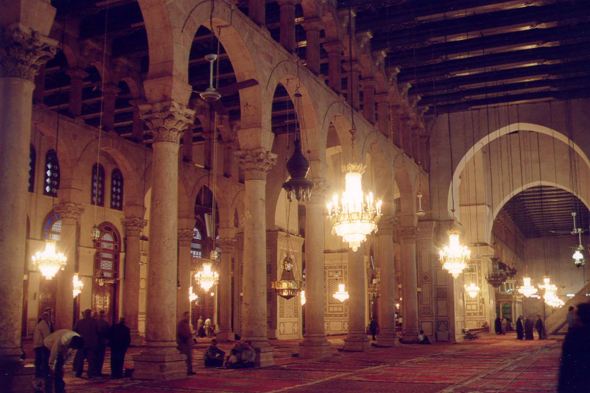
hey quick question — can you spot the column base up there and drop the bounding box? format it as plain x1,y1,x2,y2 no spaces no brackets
298,338,332,359
400,330,419,343
130,330,144,347
216,330,235,342
341,334,371,352
245,339,274,367
0,360,35,393
132,345,186,380
375,336,398,347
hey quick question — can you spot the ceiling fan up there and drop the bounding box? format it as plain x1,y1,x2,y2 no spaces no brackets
549,212,588,235
192,53,258,115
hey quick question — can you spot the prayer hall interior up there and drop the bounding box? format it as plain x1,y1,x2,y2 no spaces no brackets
2,0,590,391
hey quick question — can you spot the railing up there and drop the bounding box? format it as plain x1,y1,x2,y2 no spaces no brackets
545,281,590,335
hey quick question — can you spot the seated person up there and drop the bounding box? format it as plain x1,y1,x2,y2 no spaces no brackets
226,341,256,369
418,330,431,344
204,339,225,367
225,341,242,369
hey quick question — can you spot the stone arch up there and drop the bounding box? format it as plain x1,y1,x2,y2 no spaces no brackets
187,176,229,227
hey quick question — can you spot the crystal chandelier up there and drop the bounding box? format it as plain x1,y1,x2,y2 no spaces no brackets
195,251,219,291
517,276,538,297
327,163,382,252
465,283,480,298
439,230,470,278
271,255,302,300
189,286,198,303
73,274,83,298
333,283,349,302
539,277,564,307
32,241,67,280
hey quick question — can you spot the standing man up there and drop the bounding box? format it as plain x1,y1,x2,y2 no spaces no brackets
204,316,212,338
44,329,84,393
524,316,535,340
516,316,524,340
566,306,576,332
109,317,131,379
95,310,110,376
33,312,51,380
535,315,545,340
369,318,379,341
44,307,55,333
73,309,99,378
177,311,196,375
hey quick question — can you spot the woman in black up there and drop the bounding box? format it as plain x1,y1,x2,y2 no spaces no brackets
558,303,590,392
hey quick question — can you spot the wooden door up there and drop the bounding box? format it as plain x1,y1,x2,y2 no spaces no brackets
93,281,117,325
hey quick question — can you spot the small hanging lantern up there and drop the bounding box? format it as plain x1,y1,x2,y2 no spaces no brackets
91,225,101,241
573,247,585,268
73,274,83,298
282,139,315,202
416,191,426,217
271,255,302,300
333,283,349,302
32,241,67,280
465,283,480,299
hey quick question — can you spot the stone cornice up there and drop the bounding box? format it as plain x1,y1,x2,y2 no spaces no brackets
235,148,277,180
139,101,194,144
122,217,147,237
0,27,56,81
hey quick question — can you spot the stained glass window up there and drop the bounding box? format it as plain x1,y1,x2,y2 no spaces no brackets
43,212,62,241
43,150,60,197
91,163,105,206
191,226,203,258
29,146,36,193
110,169,124,210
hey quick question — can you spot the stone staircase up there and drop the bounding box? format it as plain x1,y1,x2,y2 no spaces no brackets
545,281,590,335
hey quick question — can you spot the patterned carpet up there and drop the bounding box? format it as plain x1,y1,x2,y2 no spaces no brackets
24,333,563,392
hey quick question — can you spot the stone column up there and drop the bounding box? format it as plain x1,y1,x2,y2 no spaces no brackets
33,64,45,103
177,227,193,324
129,100,144,142
278,0,297,52
323,42,343,94
182,126,194,163
343,61,360,110
222,140,234,178
376,216,396,346
299,179,331,358
0,20,56,389
235,148,277,367
203,129,212,169
133,101,194,380
249,0,266,28
376,93,389,136
400,226,419,343
54,202,84,330
122,217,147,346
66,68,88,117
216,233,236,342
102,84,119,132
419,135,429,171
361,78,376,123
301,18,322,75
342,244,370,351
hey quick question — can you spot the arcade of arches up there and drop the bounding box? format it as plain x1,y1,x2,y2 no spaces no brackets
1,0,590,390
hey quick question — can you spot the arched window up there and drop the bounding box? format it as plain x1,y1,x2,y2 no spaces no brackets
94,223,120,279
43,212,62,241
110,169,124,210
43,150,60,197
29,146,36,193
191,226,204,259
91,163,105,206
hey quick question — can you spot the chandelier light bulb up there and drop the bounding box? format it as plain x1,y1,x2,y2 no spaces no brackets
518,276,538,297
333,283,349,302
72,274,83,298
32,241,67,280
465,283,480,298
327,163,382,252
195,262,219,291
439,230,470,278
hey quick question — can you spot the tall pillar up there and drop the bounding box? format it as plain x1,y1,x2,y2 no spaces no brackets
301,18,322,75
400,226,419,343
216,231,236,342
299,179,331,358
342,244,370,351
278,0,296,52
249,0,266,28
177,227,193,324
222,140,234,178
343,61,360,110
66,68,88,117
53,202,84,330
235,148,277,367
323,42,343,94
133,101,194,380
122,216,147,346
375,93,389,136
361,78,376,123
101,84,119,132
129,100,144,142
376,216,396,346
0,20,56,390
182,126,194,163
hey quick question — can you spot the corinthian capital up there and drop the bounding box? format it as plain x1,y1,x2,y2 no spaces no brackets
122,217,147,237
307,178,330,205
217,238,237,252
178,228,194,246
235,148,277,180
54,203,84,223
139,101,195,144
398,225,418,242
0,27,56,81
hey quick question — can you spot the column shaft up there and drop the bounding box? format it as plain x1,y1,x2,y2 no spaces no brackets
324,42,343,93
343,245,370,351
376,94,389,135
102,84,119,131
66,68,88,117
131,105,144,142
122,217,146,345
376,218,396,346
182,127,193,162
33,64,45,103
400,226,419,342
249,0,266,27
361,79,375,123
279,0,296,52
177,230,193,325
216,236,236,341
302,19,322,75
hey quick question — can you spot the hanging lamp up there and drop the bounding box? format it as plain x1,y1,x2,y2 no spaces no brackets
333,283,349,302
73,273,83,297
32,241,67,280
518,277,538,298
465,282,480,298
439,230,470,278
271,254,302,300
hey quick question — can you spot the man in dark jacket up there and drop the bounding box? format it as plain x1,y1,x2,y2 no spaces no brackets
516,316,524,340
535,315,545,340
524,317,535,340
73,309,99,378
95,310,110,376
177,311,195,375
494,316,502,335
369,318,379,341
559,303,590,392
109,317,131,378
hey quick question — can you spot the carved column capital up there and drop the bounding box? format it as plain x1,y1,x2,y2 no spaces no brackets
398,225,418,242
54,202,84,223
122,217,147,237
307,178,330,205
378,216,397,236
139,101,195,144
235,148,277,180
178,228,194,246
0,27,56,81
101,83,120,97
65,68,89,81
217,238,237,253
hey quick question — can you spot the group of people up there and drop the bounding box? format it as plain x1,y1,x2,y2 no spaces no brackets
559,303,590,392
514,315,545,340
196,315,216,338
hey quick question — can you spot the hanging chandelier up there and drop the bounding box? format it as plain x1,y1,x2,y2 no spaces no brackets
73,274,83,298
538,277,564,307
486,257,508,288
282,138,314,202
439,230,470,278
189,286,198,303
465,283,480,298
333,283,349,302
327,163,382,252
517,276,538,297
271,255,302,300
32,241,67,280
195,251,220,291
